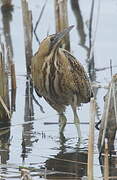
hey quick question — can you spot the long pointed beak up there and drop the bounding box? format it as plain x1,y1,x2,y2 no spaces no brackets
52,25,74,47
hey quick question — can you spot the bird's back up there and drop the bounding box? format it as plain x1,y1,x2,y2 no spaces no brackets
63,49,92,103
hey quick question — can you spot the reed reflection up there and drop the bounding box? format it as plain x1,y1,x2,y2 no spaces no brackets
0,128,10,164
99,153,117,180
21,80,34,162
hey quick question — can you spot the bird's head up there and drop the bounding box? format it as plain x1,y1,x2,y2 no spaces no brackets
38,25,74,56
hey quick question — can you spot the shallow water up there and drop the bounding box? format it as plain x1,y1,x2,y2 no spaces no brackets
0,0,117,179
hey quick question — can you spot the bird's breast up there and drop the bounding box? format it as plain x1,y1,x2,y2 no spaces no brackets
36,54,71,105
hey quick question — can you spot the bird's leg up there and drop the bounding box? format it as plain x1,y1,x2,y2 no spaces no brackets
59,113,67,134
71,106,81,140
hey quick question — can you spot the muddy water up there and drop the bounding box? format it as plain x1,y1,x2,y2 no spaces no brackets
0,0,117,179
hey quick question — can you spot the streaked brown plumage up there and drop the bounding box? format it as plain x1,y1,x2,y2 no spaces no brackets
31,26,93,138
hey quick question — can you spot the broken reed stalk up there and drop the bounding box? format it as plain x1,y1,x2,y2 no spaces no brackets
0,51,11,120
87,97,96,180
54,0,70,50
0,96,10,119
21,0,32,75
98,74,117,153
104,139,109,180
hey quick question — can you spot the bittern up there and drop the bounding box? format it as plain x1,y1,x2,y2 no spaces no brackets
31,25,93,138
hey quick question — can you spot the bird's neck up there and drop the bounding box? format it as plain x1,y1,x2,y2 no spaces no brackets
37,47,64,64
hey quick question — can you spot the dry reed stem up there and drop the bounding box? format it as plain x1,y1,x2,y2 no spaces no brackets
98,74,117,153
21,0,32,75
21,0,33,119
1,0,11,6
104,139,109,180
11,63,16,92
6,45,16,112
112,82,117,124
54,0,70,50
11,62,16,111
0,96,11,119
100,82,112,152
5,43,16,108
0,51,10,120
87,97,96,180
0,53,5,98
1,0,14,70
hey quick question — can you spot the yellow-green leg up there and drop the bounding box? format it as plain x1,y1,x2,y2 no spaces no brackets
59,113,67,134
71,106,81,140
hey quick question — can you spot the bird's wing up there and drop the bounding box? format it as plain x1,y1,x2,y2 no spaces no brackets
31,54,42,97
63,50,91,102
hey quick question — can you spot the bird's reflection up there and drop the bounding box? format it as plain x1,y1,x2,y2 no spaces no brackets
45,134,87,179
59,133,67,154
